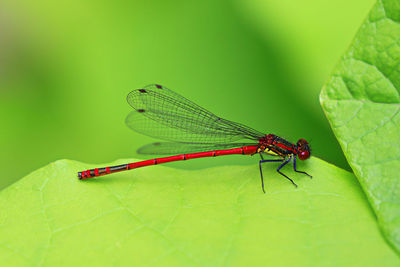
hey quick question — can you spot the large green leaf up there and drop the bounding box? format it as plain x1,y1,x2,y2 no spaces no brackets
0,158,398,266
320,0,400,252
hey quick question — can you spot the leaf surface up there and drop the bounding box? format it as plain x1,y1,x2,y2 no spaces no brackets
0,158,398,266
320,0,400,252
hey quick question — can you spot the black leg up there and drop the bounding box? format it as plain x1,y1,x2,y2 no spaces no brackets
259,158,284,193
293,156,312,178
277,157,298,187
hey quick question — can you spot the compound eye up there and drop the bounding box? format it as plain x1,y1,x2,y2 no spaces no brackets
298,151,310,160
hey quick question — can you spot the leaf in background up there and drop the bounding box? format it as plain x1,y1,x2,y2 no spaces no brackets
320,0,400,253
0,158,398,266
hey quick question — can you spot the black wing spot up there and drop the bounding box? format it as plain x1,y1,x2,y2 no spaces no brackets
139,89,147,93
155,84,162,89
137,109,146,113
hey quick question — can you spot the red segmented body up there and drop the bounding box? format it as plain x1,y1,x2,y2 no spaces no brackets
79,146,258,179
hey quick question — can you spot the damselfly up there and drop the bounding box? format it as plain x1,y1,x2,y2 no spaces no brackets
78,84,312,192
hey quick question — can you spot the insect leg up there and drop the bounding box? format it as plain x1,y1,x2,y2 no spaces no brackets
277,157,298,187
259,158,284,193
293,156,312,178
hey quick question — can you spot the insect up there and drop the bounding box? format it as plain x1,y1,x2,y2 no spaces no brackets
78,84,312,192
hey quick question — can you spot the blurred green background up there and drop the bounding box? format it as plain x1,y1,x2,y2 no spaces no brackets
0,0,375,189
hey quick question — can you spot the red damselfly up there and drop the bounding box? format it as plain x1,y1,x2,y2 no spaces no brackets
78,84,312,192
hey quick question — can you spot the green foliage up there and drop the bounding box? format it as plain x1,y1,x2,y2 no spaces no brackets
2,0,400,265
320,0,400,254
0,0,375,189
0,158,398,266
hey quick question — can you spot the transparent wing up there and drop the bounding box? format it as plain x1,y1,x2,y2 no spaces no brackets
126,84,264,144
137,142,256,155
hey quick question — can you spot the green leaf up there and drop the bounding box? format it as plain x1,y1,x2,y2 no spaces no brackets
320,0,400,253
0,158,398,266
